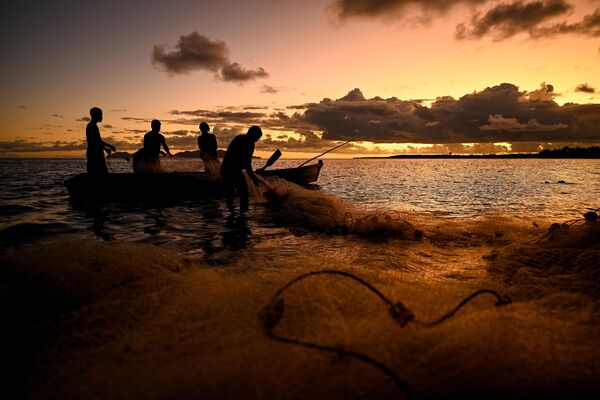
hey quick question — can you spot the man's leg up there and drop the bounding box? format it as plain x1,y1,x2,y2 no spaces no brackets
222,175,236,210
237,173,249,212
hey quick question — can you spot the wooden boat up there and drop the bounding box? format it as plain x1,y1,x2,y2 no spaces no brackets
257,160,323,185
64,161,323,203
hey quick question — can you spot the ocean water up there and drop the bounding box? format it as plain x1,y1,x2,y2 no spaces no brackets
0,158,598,254
1,157,599,399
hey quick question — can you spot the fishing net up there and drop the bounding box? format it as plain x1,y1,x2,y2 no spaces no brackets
250,176,423,239
488,211,600,299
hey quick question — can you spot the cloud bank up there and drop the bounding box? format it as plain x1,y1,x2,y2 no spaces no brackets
295,84,600,144
4,83,599,155
152,32,269,82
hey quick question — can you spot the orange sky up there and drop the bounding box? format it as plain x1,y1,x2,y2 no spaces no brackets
1,0,598,157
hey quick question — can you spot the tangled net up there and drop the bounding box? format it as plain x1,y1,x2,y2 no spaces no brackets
488,208,600,299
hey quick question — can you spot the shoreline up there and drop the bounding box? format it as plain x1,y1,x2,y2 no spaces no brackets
357,154,600,159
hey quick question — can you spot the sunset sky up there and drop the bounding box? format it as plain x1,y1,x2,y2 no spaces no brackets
1,0,599,158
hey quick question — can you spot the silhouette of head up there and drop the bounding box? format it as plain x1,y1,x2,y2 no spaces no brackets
90,107,103,123
151,119,161,132
199,122,210,134
247,125,262,142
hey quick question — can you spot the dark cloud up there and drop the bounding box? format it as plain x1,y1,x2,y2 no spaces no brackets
287,104,312,110
124,129,146,135
531,8,600,38
164,129,189,136
152,32,269,83
152,32,228,74
242,105,268,110
17,105,27,109
76,116,91,122
332,0,486,21
103,124,113,128
295,84,600,144
219,62,269,82
168,109,267,125
160,135,198,149
261,84,280,94
575,83,596,93
456,1,599,41
51,113,63,118
0,139,86,153
121,116,152,123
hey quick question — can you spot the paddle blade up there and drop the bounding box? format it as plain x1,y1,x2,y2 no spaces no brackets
263,149,282,170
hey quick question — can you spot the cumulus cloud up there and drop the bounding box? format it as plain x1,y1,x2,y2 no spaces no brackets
525,81,557,101
295,84,600,143
76,116,91,122
219,62,269,82
152,32,228,74
575,83,596,93
331,0,486,21
152,32,269,83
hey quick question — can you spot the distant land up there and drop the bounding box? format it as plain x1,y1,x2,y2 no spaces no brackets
359,146,600,159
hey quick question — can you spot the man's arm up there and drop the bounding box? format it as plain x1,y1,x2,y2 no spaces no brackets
243,144,260,185
162,137,172,156
102,139,116,152
209,135,218,154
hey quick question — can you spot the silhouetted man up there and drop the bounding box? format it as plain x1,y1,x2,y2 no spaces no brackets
197,121,220,175
86,107,115,174
142,119,171,171
220,125,262,211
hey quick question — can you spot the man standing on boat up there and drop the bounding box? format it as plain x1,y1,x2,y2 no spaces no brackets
142,119,172,172
86,107,115,174
197,122,220,176
220,125,262,212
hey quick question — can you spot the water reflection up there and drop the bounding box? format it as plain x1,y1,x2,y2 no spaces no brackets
143,209,166,236
221,211,250,251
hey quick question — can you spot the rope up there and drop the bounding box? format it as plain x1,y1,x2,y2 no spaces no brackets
259,269,511,398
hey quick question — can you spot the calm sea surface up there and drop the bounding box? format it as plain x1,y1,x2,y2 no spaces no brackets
1,158,598,256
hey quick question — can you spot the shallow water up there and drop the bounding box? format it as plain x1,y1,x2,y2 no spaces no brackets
1,158,598,256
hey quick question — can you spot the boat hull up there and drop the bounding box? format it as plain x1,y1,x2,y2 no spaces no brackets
257,160,322,185
65,162,323,203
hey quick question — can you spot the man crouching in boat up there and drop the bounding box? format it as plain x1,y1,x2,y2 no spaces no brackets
221,125,262,212
133,119,172,173
86,107,116,174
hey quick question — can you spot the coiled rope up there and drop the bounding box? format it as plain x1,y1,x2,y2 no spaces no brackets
259,269,511,398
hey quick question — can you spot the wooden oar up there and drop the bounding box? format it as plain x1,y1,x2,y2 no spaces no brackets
259,149,282,171
297,140,353,167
